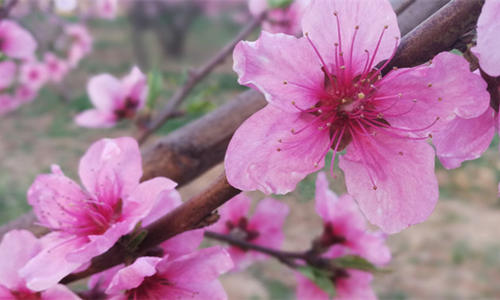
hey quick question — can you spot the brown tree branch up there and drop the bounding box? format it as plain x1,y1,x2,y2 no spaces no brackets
137,13,266,144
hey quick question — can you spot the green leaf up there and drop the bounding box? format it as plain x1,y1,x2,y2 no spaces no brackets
449,49,463,56
297,266,336,298
330,255,377,272
268,0,294,9
146,69,163,110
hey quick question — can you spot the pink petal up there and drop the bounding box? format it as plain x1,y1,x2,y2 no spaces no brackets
87,74,123,112
225,105,330,194
78,137,142,199
433,107,496,169
121,66,147,110
74,109,117,128
20,232,89,291
105,256,162,295
160,229,204,259
378,52,490,134
141,188,182,227
352,232,391,266
248,197,289,250
233,31,323,112
157,246,233,285
123,177,178,224
339,131,438,234
0,285,15,299
315,172,367,231
88,264,124,291
0,61,16,90
27,170,89,230
41,284,80,300
302,0,400,75
0,20,37,60
0,230,41,291
335,270,376,300
472,0,500,76
295,273,329,300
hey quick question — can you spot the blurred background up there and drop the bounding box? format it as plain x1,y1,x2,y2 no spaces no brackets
0,0,499,299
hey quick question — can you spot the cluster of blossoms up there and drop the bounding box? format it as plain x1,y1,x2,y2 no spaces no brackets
2,0,500,298
0,19,93,116
0,137,234,299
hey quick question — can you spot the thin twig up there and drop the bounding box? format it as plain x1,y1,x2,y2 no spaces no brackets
205,231,306,268
137,12,266,144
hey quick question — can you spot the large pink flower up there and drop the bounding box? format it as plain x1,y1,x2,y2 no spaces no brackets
295,172,390,300
0,230,80,300
20,137,179,291
249,0,310,35
225,0,490,233
75,66,148,128
103,247,233,300
210,193,289,269
0,20,37,60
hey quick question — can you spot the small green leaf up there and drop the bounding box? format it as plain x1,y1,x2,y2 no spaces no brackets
449,49,463,56
330,255,377,272
146,69,163,110
297,266,336,298
268,0,294,9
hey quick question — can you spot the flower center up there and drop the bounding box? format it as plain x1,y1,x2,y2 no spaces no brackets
225,217,259,245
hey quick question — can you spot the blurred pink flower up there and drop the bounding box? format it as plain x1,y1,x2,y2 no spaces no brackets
0,61,16,90
20,137,179,291
210,193,289,269
103,247,233,300
19,61,48,91
0,230,80,300
65,24,93,67
472,0,500,77
44,52,69,84
96,0,118,20
0,94,19,115
295,172,390,300
0,20,37,60
15,84,37,104
226,0,490,233
75,66,148,128
249,0,309,35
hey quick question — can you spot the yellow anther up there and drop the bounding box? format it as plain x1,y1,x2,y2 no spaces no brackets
358,92,365,99
355,25,359,30
283,80,288,85
384,25,389,29
427,83,432,87
438,97,442,101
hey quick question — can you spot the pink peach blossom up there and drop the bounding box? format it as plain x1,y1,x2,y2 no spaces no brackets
19,61,48,91
249,0,309,35
0,230,80,300
103,247,233,300
96,0,118,20
295,172,390,300
15,84,37,104
0,20,37,60
44,52,69,83
75,66,148,128
226,0,490,233
65,24,93,67
210,193,289,269
20,137,179,291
